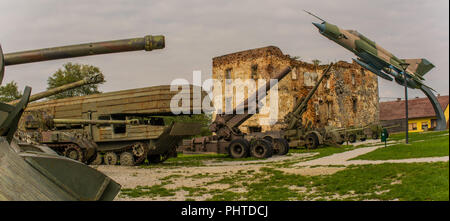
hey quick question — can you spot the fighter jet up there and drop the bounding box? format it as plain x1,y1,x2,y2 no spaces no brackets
305,10,435,91
305,10,447,131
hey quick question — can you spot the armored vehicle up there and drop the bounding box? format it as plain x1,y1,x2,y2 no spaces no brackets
1,34,164,200
21,85,205,165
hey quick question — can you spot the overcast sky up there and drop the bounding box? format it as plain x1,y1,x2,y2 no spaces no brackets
0,0,448,101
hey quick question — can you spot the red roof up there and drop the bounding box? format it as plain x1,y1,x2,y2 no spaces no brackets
380,95,449,121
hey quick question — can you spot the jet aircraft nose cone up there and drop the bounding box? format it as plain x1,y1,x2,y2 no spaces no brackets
313,22,325,33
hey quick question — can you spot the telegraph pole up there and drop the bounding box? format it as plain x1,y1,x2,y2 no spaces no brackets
400,62,410,144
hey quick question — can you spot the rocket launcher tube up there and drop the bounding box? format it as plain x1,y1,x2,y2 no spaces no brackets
3,35,165,66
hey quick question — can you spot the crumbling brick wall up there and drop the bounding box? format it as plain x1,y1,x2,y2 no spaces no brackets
212,46,379,133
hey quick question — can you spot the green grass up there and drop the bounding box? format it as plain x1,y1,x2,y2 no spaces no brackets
352,131,449,160
388,129,449,141
311,162,449,201
204,162,449,201
124,161,449,201
120,184,176,198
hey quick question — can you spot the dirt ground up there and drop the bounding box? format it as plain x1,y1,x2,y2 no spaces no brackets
95,139,448,201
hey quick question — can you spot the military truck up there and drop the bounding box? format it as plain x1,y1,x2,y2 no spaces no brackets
1,34,164,200
21,85,206,166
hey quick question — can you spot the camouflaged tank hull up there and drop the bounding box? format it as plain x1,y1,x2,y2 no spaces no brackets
0,137,120,200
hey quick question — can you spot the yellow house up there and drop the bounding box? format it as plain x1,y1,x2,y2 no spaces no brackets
380,95,449,133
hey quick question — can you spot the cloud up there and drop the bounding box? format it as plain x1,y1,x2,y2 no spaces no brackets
0,0,448,99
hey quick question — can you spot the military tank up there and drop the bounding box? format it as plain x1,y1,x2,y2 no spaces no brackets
0,34,164,200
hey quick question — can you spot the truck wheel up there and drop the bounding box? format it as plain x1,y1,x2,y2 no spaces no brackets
228,138,250,158
104,152,118,165
273,138,289,155
120,152,135,166
250,139,273,158
90,153,103,165
132,142,148,164
348,134,357,143
305,133,319,149
63,144,84,162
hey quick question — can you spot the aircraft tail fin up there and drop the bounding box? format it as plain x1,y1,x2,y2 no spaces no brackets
402,58,435,78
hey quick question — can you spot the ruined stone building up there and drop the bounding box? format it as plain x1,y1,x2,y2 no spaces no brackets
211,46,380,133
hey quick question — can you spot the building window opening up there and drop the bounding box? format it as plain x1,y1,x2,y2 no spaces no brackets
421,122,428,130
352,98,357,113
225,68,232,79
351,74,356,85
409,123,417,131
431,119,437,128
251,64,258,79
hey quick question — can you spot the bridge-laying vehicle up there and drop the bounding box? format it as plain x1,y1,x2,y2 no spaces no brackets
21,84,205,166
1,34,164,200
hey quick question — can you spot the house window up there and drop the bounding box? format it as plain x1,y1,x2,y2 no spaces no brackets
431,119,437,128
409,123,417,131
421,122,428,130
351,74,356,85
251,65,258,79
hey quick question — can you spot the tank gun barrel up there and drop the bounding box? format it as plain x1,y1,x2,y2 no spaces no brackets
7,73,104,105
287,63,333,130
3,35,164,66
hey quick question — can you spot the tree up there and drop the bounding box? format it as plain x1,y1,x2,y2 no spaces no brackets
312,59,321,66
0,81,22,102
47,62,104,99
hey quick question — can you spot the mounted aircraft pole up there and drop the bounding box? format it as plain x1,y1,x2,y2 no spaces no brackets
400,62,410,144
